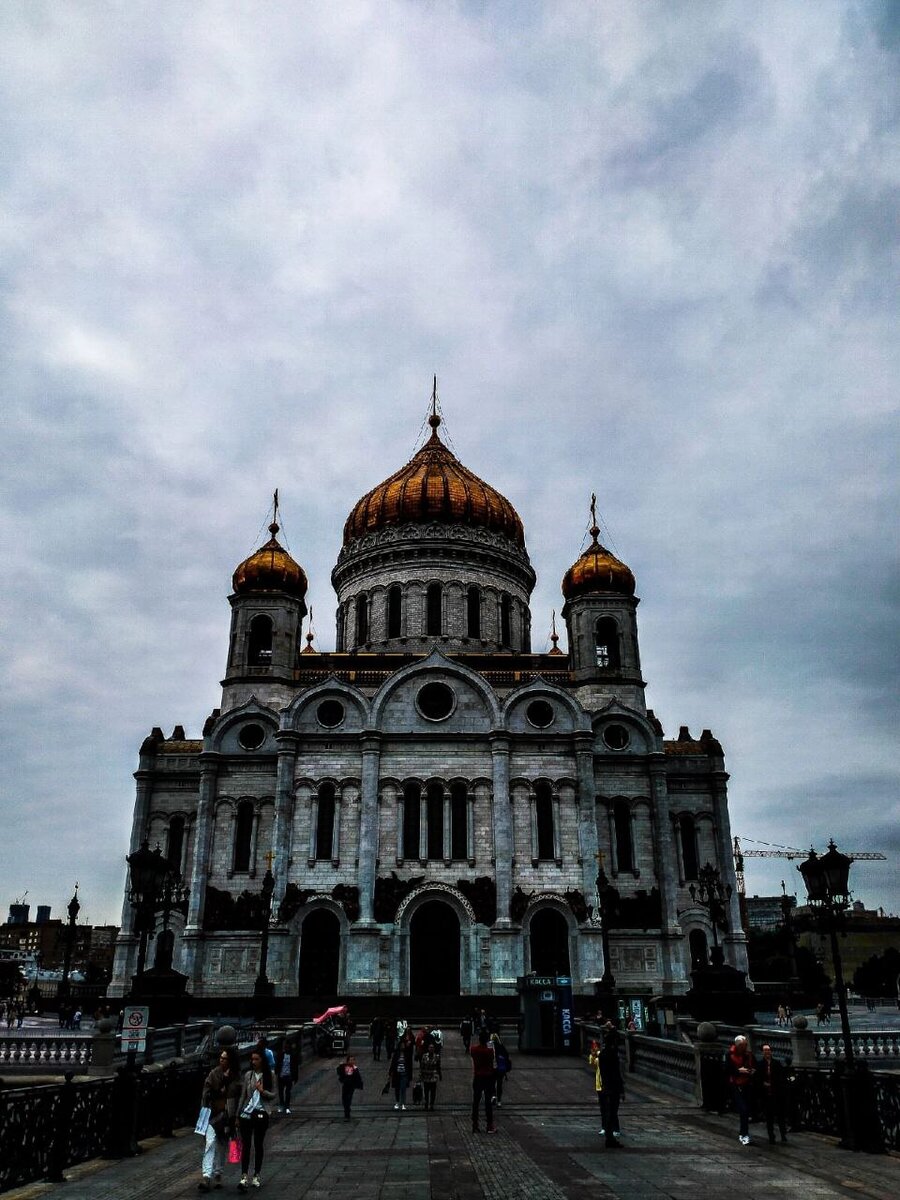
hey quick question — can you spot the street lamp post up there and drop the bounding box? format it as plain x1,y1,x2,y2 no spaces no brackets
689,862,733,967
594,855,619,1010
59,884,80,1001
254,862,276,1000
798,841,882,1154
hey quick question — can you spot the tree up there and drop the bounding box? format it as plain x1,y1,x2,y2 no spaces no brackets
853,947,900,998
0,961,26,999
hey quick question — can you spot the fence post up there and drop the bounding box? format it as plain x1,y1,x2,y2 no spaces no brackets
105,1063,142,1158
789,1016,817,1067
46,1072,77,1182
695,1021,726,1112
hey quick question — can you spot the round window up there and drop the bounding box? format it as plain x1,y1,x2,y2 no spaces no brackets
238,723,266,751
316,699,345,728
416,681,456,722
526,700,555,729
603,723,630,750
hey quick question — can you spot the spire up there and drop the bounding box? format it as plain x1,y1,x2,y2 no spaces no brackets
270,489,280,538
302,606,317,654
549,609,563,655
428,375,442,439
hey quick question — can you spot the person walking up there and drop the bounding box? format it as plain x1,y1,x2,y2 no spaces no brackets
598,1027,625,1147
275,1037,298,1114
237,1049,276,1191
337,1053,363,1118
198,1047,241,1192
470,1027,496,1133
459,1015,473,1052
389,1029,415,1111
370,1016,384,1061
759,1044,788,1144
419,1039,442,1111
490,1032,511,1106
588,1038,604,1132
727,1034,756,1146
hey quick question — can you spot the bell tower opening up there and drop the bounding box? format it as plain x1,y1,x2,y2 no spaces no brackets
409,900,460,995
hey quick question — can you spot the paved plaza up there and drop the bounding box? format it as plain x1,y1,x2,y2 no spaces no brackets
4,1032,898,1200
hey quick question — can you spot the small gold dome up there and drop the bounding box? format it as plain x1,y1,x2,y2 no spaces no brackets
562,519,635,600
233,522,308,599
343,412,524,547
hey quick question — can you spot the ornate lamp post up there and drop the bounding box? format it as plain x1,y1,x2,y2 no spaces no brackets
126,841,188,982
59,884,80,1001
594,855,619,1006
689,862,733,966
254,860,276,1000
798,841,881,1153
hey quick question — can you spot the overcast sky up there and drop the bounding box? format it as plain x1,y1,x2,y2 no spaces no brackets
1,1,897,930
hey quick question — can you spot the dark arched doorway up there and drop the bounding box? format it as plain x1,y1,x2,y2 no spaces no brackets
298,908,340,996
529,907,571,975
409,900,460,995
689,928,709,970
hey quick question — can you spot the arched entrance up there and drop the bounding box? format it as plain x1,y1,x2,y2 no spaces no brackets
689,928,709,969
409,900,460,995
298,908,340,996
529,907,571,975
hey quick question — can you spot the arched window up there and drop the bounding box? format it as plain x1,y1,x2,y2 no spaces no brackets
466,587,481,639
595,617,620,669
335,605,344,652
614,800,634,873
355,594,369,646
535,781,555,861
689,928,709,968
167,816,185,874
387,585,402,639
316,783,336,861
426,583,442,636
450,782,468,860
426,782,444,860
233,801,254,873
500,593,512,647
680,815,698,881
247,614,273,666
403,782,421,860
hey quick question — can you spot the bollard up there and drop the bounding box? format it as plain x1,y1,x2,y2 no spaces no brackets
695,1021,726,1113
158,1063,176,1138
105,1063,142,1158
46,1072,77,1183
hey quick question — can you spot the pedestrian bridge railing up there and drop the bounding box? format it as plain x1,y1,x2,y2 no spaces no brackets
0,1022,214,1074
0,1036,92,1070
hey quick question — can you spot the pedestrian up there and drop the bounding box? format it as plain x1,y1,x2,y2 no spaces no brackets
237,1048,276,1191
370,1016,384,1061
419,1039,442,1110
198,1046,241,1192
758,1044,788,1145
598,1026,625,1147
588,1039,603,1128
254,1036,276,1071
459,1015,472,1052
389,1029,415,1111
395,1016,408,1042
776,1003,787,1028
429,1026,443,1057
275,1037,298,1114
337,1053,363,1118
490,1032,511,1106
727,1034,756,1146
470,1027,496,1134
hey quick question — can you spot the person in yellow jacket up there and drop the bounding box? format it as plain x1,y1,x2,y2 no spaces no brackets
588,1039,603,1132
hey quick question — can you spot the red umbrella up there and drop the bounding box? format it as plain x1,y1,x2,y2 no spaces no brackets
313,1005,348,1024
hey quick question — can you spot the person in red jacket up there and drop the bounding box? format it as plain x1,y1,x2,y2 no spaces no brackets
728,1034,756,1145
470,1028,497,1133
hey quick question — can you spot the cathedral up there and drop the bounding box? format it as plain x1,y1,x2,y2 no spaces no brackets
110,401,748,1008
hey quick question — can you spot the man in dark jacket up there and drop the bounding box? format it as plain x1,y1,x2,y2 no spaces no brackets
470,1028,497,1133
759,1044,788,1144
599,1027,625,1147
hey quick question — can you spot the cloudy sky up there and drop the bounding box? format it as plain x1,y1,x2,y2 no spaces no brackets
1,1,897,930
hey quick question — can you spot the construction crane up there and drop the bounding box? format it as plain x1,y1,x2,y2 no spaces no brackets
733,836,886,898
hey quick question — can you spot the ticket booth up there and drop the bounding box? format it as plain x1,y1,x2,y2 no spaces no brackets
517,973,577,1054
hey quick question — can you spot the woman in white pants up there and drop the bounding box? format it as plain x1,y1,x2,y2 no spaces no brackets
199,1047,241,1191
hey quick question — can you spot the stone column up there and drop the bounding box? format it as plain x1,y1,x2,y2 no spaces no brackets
249,807,261,876
443,788,451,864
529,791,538,861
309,793,319,861
573,734,599,899
182,753,219,980
467,790,476,863
419,790,428,861
333,788,343,862
396,788,405,863
552,791,562,861
490,734,513,925
710,769,748,970
357,734,382,924
272,733,299,908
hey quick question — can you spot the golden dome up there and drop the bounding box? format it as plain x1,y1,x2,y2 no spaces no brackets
562,511,635,600
343,412,525,547
233,522,308,599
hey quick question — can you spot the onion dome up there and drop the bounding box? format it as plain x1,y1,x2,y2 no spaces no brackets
562,505,635,599
343,409,525,547
233,521,308,599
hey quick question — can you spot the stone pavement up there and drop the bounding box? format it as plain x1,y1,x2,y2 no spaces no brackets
5,1035,897,1200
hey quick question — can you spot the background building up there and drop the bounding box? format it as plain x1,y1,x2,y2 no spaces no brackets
110,408,747,1005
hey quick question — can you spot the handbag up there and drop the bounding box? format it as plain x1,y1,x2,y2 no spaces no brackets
228,1136,242,1165
412,1082,423,1105
194,1107,212,1136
